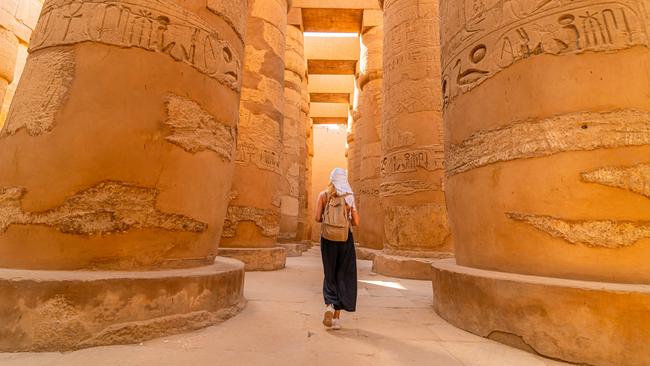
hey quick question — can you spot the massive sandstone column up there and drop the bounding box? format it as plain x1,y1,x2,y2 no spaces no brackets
296,70,312,243
0,0,248,351
431,1,650,365
0,26,18,118
278,24,308,256
219,0,289,271
356,23,384,252
373,0,453,279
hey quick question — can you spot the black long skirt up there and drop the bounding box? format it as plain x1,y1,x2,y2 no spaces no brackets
320,230,357,312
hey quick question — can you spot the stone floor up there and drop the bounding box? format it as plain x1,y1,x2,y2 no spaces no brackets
0,247,569,366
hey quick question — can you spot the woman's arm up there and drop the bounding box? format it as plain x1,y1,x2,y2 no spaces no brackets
351,208,360,227
314,191,326,223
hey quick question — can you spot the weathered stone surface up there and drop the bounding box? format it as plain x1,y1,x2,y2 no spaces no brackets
373,252,451,280
380,0,452,258
1,49,73,136
277,242,308,257
432,259,650,366
582,163,650,199
218,247,287,271
355,246,380,261
163,94,235,160
223,0,288,251
0,26,18,113
447,110,650,176
0,257,245,352
0,181,207,235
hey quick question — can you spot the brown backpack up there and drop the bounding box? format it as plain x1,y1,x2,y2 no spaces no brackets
321,193,350,242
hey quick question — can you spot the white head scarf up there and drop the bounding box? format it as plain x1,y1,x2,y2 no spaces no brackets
330,168,353,196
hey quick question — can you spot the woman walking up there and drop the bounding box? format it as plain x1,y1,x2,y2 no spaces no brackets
315,168,360,330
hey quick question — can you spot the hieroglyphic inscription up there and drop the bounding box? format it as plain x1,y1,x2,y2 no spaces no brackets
381,145,445,176
440,0,650,104
221,206,280,238
31,0,242,90
164,94,235,160
581,164,650,198
1,49,74,136
380,180,442,197
447,110,650,176
236,108,282,173
508,212,650,248
0,181,207,235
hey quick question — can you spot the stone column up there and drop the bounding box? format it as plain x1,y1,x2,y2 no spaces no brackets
350,81,362,196
432,1,650,365
356,24,384,252
278,24,307,256
0,26,18,122
0,0,248,351
296,70,312,243
373,0,453,280
219,0,290,271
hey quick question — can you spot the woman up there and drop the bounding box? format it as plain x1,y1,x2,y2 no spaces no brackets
315,168,360,330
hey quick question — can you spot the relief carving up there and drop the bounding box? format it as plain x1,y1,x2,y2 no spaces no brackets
440,0,650,105
508,212,650,248
447,109,650,176
164,94,235,160
384,203,451,251
380,180,442,197
0,181,207,235
32,0,242,91
1,49,74,137
382,145,445,177
236,108,282,174
221,206,280,238
581,164,650,198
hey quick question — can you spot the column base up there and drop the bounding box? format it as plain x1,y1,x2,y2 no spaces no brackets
218,247,287,271
0,257,246,352
431,259,650,366
356,246,381,261
277,243,309,257
372,252,454,280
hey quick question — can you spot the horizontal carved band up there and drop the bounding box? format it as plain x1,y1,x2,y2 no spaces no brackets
448,110,650,176
33,0,242,91
0,181,207,235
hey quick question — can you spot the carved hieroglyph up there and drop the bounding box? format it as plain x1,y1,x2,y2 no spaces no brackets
1,49,74,136
439,0,650,105
164,94,235,160
0,181,207,235
381,0,451,254
223,0,287,247
206,0,248,41
31,0,242,91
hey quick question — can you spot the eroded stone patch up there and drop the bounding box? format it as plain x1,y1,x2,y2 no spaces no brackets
222,206,280,238
0,181,207,235
582,164,650,199
448,110,650,176
1,49,74,136
164,94,235,161
508,212,650,248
